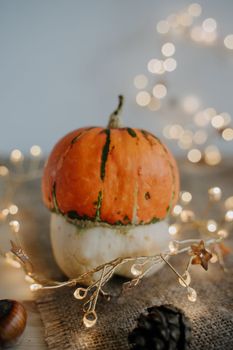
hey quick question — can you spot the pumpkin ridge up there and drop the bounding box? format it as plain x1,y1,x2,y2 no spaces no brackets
132,181,139,224
161,156,176,215
140,129,177,217
164,159,176,214
140,129,154,146
100,129,111,181
52,182,62,214
141,129,163,147
49,128,94,211
70,127,94,145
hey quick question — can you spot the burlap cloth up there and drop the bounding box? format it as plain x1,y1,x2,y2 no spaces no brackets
11,159,233,349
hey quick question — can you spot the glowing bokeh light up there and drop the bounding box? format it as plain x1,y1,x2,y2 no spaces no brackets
161,42,175,57
136,91,151,106
152,84,167,99
188,3,202,17
224,34,233,50
187,149,202,163
134,74,148,89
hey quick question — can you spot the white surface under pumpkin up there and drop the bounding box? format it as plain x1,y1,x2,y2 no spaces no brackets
50,213,170,283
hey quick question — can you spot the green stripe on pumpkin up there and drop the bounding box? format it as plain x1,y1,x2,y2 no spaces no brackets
100,129,111,181
52,182,60,214
71,127,94,145
127,128,137,138
141,129,163,146
95,191,103,221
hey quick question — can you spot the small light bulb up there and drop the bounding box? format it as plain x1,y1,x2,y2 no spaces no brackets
25,275,35,284
1,208,9,217
208,187,222,202
30,283,42,291
207,220,217,232
225,210,233,222
8,204,19,215
83,311,97,328
0,166,9,176
172,205,183,216
180,210,195,223
168,224,180,236
217,229,228,238
10,149,24,163
30,145,42,157
5,252,21,269
187,287,197,302
179,271,191,287
224,196,233,210
210,254,218,264
181,191,192,204
169,241,178,254
131,264,143,277
9,220,20,233
74,287,88,300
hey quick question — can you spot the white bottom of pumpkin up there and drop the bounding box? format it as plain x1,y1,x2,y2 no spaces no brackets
50,213,170,285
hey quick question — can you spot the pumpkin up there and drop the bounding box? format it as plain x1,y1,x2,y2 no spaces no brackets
42,96,179,283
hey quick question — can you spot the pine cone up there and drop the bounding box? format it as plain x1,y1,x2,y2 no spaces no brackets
128,304,191,350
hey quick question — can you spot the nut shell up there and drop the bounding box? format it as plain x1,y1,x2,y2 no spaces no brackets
0,299,27,347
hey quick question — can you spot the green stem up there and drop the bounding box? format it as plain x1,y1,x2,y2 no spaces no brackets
108,95,124,128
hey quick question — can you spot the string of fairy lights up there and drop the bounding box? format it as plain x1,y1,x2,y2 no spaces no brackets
0,151,232,327
134,2,233,165
2,183,232,328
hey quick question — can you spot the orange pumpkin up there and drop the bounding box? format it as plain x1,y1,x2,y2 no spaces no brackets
42,96,179,226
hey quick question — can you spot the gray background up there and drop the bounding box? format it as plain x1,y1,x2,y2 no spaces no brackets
0,0,233,155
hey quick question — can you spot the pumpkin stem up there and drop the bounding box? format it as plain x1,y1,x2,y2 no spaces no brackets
108,95,124,128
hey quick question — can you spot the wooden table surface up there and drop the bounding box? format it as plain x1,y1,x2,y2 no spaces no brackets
0,158,232,349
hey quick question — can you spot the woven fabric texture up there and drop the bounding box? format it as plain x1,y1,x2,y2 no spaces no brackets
36,253,233,350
